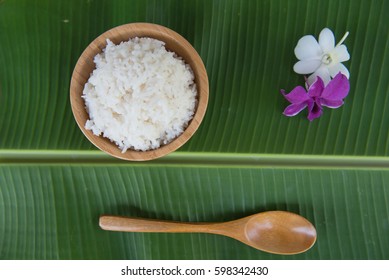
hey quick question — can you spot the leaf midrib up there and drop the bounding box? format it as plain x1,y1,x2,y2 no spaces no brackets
1,150,389,170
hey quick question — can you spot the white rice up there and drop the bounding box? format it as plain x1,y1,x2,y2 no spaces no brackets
82,37,197,152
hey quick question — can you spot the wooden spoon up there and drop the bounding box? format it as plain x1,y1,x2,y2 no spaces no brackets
99,211,316,255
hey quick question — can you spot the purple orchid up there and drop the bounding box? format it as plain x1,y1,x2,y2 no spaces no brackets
281,72,350,121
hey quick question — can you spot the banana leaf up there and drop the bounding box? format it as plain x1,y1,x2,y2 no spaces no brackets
0,0,388,259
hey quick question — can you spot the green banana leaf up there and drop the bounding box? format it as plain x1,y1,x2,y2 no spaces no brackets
0,0,389,259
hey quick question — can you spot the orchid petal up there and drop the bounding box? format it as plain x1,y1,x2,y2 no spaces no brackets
308,66,331,86
294,35,323,60
319,28,335,53
308,76,325,97
293,59,322,74
328,63,350,79
321,73,350,100
320,99,344,108
283,102,308,117
307,102,323,121
329,45,350,63
281,86,310,103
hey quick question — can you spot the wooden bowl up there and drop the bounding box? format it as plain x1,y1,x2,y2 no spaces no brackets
70,23,209,161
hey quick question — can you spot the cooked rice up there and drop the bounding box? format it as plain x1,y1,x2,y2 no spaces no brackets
82,37,197,152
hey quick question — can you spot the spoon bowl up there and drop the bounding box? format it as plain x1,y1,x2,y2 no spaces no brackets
99,211,316,255
243,211,316,254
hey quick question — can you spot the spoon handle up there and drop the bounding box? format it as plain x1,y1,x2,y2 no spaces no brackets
99,215,218,233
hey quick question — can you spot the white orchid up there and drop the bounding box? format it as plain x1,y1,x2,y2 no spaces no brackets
293,28,350,85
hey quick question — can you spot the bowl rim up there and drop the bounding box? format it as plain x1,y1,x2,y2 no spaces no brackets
70,22,209,161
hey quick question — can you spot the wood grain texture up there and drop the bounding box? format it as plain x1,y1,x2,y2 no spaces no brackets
99,211,317,255
70,23,209,161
